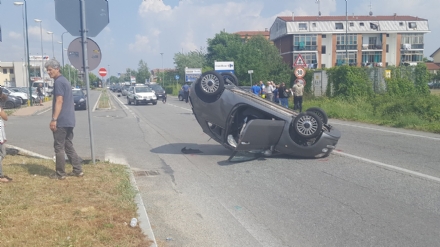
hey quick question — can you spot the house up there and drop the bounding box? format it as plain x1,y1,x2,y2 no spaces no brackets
270,14,430,69
234,29,270,42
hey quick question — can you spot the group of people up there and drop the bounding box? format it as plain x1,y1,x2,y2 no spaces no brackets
0,59,83,183
251,80,304,112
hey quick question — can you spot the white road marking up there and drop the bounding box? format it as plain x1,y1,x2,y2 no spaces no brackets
334,150,440,183
332,121,440,141
37,107,52,115
92,92,101,112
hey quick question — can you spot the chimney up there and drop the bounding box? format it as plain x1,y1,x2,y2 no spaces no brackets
292,12,294,21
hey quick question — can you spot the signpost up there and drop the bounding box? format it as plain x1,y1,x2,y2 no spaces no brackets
55,0,110,164
175,74,180,88
98,68,107,88
293,54,307,86
248,70,254,85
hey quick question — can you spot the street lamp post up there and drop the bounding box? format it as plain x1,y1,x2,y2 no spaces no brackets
47,31,54,59
160,52,164,86
59,31,68,68
345,0,348,65
13,1,28,89
34,19,44,81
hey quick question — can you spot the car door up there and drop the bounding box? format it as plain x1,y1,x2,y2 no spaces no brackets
228,119,285,162
127,86,134,101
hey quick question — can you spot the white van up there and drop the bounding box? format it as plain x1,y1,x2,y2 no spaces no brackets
32,82,53,96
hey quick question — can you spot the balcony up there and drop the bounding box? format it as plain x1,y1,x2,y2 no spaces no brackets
293,45,317,51
401,44,424,50
361,44,383,50
336,45,357,50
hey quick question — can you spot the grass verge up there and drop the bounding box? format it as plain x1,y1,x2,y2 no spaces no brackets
0,154,152,247
98,89,111,109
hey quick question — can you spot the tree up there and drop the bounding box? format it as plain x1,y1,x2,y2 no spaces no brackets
173,50,207,82
206,31,243,66
89,72,98,87
136,60,151,84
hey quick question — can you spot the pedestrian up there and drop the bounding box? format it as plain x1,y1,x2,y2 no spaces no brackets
46,59,83,180
292,80,305,112
266,81,274,102
37,83,44,106
0,88,12,183
181,83,190,103
251,83,261,96
162,93,167,104
259,81,265,98
273,84,279,104
278,82,289,108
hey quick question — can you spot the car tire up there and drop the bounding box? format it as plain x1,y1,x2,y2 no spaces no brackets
5,101,14,109
127,97,131,105
178,95,183,101
306,107,328,124
220,72,238,86
153,101,157,105
197,71,225,97
292,112,323,139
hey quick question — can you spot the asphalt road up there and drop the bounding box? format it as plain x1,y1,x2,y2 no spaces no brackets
7,90,440,247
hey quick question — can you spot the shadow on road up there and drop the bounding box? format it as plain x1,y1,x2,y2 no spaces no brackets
150,143,232,156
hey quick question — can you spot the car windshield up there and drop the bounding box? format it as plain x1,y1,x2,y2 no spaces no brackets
150,85,164,91
72,90,84,96
135,87,152,93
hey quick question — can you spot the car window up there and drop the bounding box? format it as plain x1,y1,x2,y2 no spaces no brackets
135,87,152,93
151,85,164,91
72,90,84,96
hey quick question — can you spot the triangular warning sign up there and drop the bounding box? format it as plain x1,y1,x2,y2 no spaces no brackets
293,54,307,67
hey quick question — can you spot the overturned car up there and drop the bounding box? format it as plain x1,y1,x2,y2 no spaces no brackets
188,71,341,162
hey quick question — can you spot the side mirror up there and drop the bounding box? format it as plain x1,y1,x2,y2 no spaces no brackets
117,94,121,97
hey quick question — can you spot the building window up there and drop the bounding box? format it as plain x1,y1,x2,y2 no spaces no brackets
322,34,326,38
299,23,307,30
386,44,389,53
336,34,357,50
336,52,357,66
321,64,326,69
399,22,404,26
360,22,365,27
350,22,354,27
312,23,317,27
401,33,424,49
335,23,344,30
293,34,317,51
322,45,326,54
362,51,382,64
9,69,14,74
2,69,7,74
401,50,423,62
293,53,317,65
408,22,417,28
386,34,389,37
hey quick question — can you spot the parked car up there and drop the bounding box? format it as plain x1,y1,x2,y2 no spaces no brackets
188,71,341,162
2,87,29,105
121,84,130,96
9,87,38,104
127,85,157,105
178,89,185,101
149,84,166,100
428,81,440,89
1,95,22,109
72,89,87,110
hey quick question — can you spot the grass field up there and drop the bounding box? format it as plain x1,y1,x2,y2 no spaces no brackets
0,153,153,247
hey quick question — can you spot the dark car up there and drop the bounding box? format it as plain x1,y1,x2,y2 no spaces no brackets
2,95,22,109
188,71,341,162
149,84,167,100
178,89,185,101
72,89,87,110
428,81,440,89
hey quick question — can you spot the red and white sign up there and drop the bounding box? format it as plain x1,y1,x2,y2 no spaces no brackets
294,66,306,78
293,54,307,67
98,67,107,77
295,78,306,86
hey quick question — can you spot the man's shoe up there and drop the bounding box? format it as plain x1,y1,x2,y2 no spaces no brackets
67,172,84,177
50,173,66,180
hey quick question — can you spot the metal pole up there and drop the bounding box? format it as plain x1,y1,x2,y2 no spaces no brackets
250,73,253,85
24,0,33,106
345,0,348,65
80,0,95,164
38,21,43,81
160,52,164,87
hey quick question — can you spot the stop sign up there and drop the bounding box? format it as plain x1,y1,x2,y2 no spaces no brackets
98,68,107,77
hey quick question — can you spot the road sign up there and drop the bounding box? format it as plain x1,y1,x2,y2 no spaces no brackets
295,78,306,86
294,66,306,78
293,54,307,67
67,37,102,71
175,75,180,80
55,0,109,37
98,68,107,77
185,68,202,82
248,70,254,74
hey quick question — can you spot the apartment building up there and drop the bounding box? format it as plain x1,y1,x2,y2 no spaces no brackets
270,14,430,69
235,29,270,42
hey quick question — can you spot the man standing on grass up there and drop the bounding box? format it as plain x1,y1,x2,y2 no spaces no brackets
46,59,83,180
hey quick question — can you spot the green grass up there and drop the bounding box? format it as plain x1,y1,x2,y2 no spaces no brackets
98,89,111,109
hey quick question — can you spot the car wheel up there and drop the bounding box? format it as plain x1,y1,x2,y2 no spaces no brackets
198,71,225,97
5,101,14,109
306,107,328,124
220,72,238,86
178,95,183,101
292,112,323,139
153,101,157,105
127,97,131,105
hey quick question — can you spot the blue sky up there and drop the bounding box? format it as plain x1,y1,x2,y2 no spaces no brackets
0,0,439,77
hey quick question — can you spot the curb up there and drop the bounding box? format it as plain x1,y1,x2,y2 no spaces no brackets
5,144,158,246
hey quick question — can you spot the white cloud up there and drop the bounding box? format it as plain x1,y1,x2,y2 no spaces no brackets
139,0,172,15
9,31,22,40
28,25,53,42
128,34,152,52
